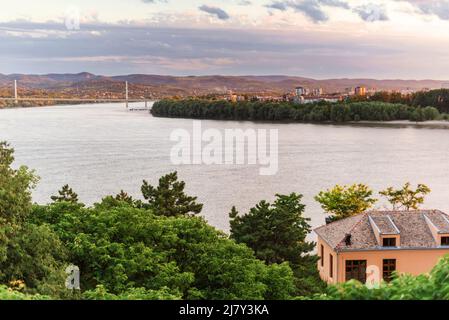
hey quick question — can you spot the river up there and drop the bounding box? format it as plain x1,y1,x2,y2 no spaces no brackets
1,102,449,232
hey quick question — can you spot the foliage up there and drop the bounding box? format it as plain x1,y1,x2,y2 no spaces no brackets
412,89,449,113
0,285,50,300
315,184,377,221
151,99,440,123
229,193,324,296
141,171,203,217
82,285,182,300
0,141,39,224
0,222,68,297
32,199,296,300
51,184,79,204
0,141,68,298
379,183,431,211
350,89,449,117
311,255,449,300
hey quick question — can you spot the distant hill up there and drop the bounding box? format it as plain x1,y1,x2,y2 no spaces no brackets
0,73,447,97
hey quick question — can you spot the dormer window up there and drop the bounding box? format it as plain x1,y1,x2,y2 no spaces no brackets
441,237,449,246
383,237,396,247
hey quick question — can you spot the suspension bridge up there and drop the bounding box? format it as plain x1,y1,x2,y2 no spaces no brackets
0,80,153,111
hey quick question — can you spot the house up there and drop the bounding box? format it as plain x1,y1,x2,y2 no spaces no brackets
314,210,449,285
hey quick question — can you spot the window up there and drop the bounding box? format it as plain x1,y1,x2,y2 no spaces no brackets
383,237,396,247
441,237,449,246
329,254,333,278
320,245,324,267
383,259,396,282
345,260,367,283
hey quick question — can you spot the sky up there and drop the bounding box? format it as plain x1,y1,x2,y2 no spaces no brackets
1,0,449,79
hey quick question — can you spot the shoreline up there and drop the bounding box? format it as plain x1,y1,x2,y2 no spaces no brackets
151,114,449,129
4,103,449,129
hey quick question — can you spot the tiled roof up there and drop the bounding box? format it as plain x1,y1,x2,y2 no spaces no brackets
424,211,449,233
370,215,399,235
314,210,449,251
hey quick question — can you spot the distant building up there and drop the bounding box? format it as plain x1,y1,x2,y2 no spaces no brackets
345,87,354,95
442,83,449,89
355,86,367,96
295,86,306,96
312,88,323,96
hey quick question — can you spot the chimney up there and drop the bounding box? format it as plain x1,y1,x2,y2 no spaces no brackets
344,234,352,246
325,216,336,224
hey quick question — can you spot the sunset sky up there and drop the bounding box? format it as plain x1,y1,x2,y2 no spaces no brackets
1,0,449,79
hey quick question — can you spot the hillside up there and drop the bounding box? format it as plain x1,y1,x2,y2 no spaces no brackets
0,73,447,99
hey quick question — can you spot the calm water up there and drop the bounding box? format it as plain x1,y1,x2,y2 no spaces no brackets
1,103,449,232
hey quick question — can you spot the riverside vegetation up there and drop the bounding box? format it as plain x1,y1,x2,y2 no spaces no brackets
2,141,449,300
151,99,442,123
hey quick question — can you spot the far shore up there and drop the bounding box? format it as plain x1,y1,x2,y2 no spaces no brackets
344,120,449,129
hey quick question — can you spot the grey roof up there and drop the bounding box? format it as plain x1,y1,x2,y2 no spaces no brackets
314,210,449,252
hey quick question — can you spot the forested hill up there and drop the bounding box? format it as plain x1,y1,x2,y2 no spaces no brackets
0,73,447,97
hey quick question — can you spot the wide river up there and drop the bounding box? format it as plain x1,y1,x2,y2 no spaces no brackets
1,102,449,232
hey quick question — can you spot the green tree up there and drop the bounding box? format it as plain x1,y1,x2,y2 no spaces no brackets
0,223,68,297
141,172,203,217
0,285,50,300
115,190,134,204
0,142,67,297
315,184,377,222
51,184,79,203
82,285,182,300
0,141,38,224
229,193,324,296
33,198,295,299
379,182,431,211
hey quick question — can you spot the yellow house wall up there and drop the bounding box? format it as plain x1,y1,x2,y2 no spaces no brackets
317,238,338,285
337,248,449,283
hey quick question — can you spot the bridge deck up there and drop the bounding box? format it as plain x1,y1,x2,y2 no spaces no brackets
0,98,149,103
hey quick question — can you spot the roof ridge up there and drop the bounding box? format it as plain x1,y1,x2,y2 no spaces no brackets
313,212,362,232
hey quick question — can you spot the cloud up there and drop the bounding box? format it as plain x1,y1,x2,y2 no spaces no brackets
265,0,350,22
319,0,349,9
401,0,449,20
0,19,407,76
198,5,230,20
291,0,328,22
266,1,289,11
354,3,389,22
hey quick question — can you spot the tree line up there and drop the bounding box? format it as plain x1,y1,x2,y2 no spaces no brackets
151,99,441,122
350,89,449,116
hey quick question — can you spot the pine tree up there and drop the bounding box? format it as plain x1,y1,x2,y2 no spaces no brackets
51,185,79,203
141,172,203,217
229,193,325,296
